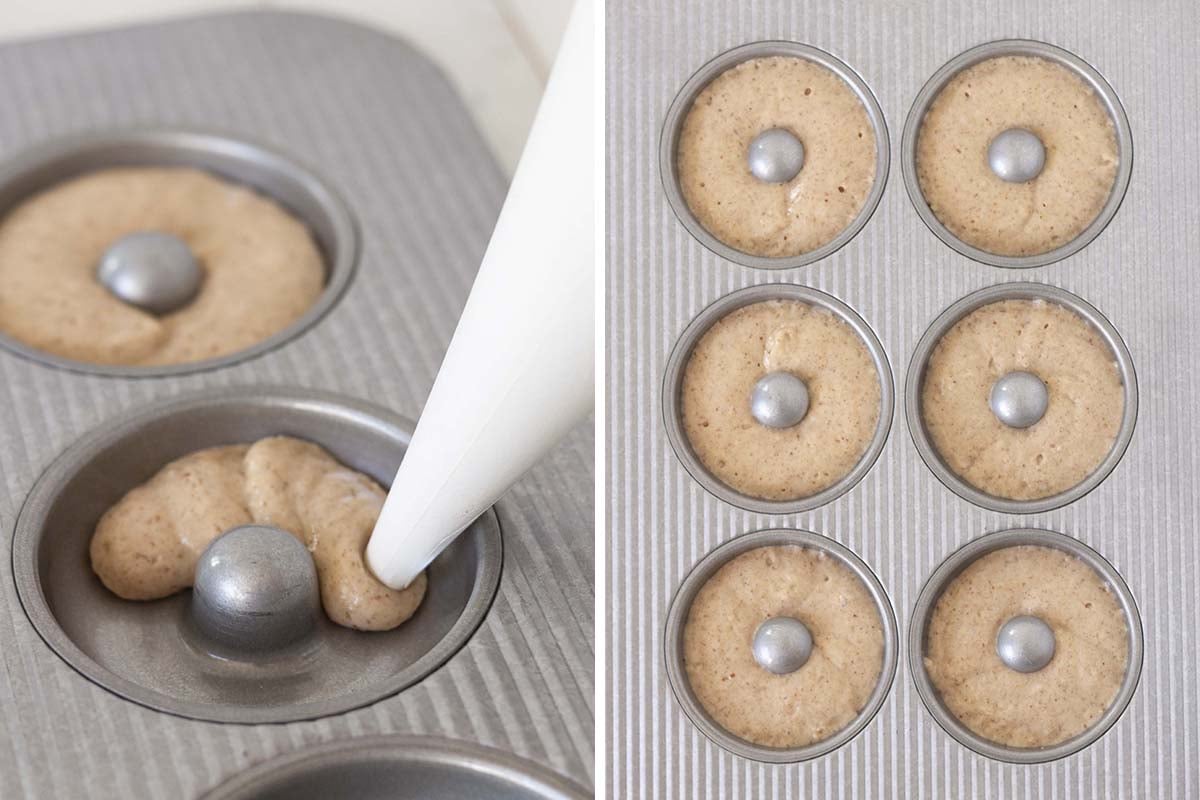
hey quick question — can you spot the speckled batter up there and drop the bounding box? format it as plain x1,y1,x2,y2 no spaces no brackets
683,545,884,748
677,56,877,257
90,436,426,631
925,545,1128,748
0,167,325,366
921,298,1123,501
681,299,880,500
916,55,1119,257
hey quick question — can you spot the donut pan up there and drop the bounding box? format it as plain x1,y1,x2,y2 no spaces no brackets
0,12,593,798
610,0,1194,797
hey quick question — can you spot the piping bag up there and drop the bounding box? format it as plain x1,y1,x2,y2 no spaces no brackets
366,0,594,589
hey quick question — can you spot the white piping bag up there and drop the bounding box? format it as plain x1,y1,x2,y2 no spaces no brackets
366,0,594,589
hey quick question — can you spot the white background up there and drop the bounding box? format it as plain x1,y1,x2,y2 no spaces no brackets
0,0,574,176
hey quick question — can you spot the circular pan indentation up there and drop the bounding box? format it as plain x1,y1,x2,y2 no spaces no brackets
201,735,590,800
664,529,898,763
0,128,360,377
901,39,1132,268
11,386,502,724
660,41,890,270
908,528,1143,763
663,283,894,514
904,282,1137,514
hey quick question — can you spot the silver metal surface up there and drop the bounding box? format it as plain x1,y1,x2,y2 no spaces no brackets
751,616,813,674
202,735,591,800
987,127,1046,183
659,40,890,269
97,231,203,314
662,283,894,514
663,529,898,764
996,614,1057,673
749,370,809,428
747,128,805,183
190,525,321,656
0,13,593,797
908,529,1143,764
990,369,1049,429
12,387,504,724
905,282,1137,514
901,39,1133,269
609,1,1191,796
0,127,359,376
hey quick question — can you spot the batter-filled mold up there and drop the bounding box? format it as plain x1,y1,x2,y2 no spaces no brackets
664,529,898,763
909,528,1143,763
660,41,889,269
901,40,1131,268
906,282,1137,514
0,129,358,375
663,283,893,514
12,387,502,723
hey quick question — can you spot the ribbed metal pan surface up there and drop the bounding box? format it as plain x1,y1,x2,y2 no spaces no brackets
606,0,1198,796
0,11,593,798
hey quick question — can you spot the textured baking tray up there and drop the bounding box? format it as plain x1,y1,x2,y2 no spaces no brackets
606,0,1198,797
0,10,593,798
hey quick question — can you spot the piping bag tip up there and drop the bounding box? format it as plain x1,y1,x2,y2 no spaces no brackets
365,0,594,591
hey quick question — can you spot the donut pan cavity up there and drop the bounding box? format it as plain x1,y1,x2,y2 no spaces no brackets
909,528,1144,764
663,529,898,763
11,387,502,724
905,282,1138,514
0,128,359,377
901,39,1133,269
662,283,894,514
659,40,890,269
202,735,591,800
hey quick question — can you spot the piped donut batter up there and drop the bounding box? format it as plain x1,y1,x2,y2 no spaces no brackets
916,55,1118,257
0,167,324,366
90,436,425,631
921,298,1123,500
677,56,877,257
681,299,880,500
925,545,1128,748
683,545,884,748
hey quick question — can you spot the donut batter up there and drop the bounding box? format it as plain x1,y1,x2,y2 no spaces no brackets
677,56,877,257
925,545,1128,748
0,167,325,366
681,299,880,500
683,545,884,748
921,298,1123,500
90,436,425,631
916,55,1118,257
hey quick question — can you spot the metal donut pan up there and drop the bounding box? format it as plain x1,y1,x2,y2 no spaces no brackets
0,10,594,798
608,0,1193,797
